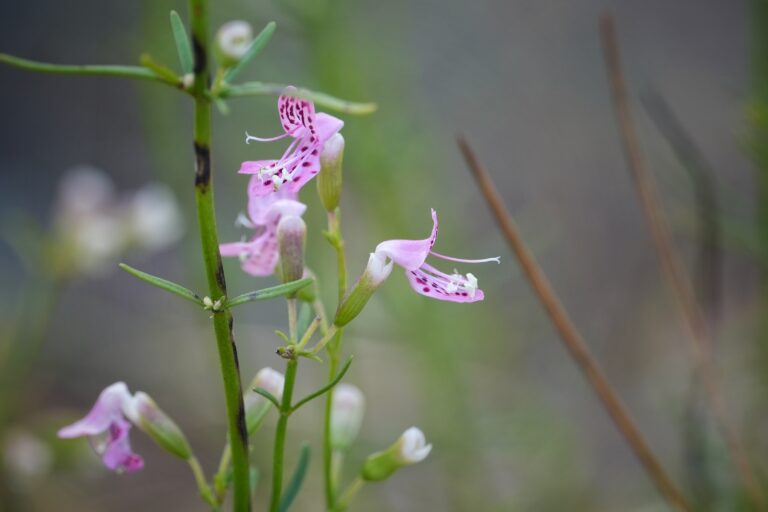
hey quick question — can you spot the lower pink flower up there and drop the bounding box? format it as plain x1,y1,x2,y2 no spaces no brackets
220,179,307,276
58,382,144,473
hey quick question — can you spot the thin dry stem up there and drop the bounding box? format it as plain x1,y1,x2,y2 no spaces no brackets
599,13,766,510
457,136,692,512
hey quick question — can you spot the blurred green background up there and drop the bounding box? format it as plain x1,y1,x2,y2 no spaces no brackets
0,0,765,510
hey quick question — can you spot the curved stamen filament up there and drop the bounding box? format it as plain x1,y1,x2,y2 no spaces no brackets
429,251,500,265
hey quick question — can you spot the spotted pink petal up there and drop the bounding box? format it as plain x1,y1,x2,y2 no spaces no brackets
374,209,438,271
278,88,316,137
239,159,278,176
404,268,484,303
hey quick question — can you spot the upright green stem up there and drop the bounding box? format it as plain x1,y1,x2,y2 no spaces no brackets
269,358,298,512
334,476,364,512
188,1,250,510
328,210,347,302
323,348,340,509
323,210,347,510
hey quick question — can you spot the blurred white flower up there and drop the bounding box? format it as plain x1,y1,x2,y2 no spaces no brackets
397,427,432,463
330,383,365,450
126,183,184,252
3,430,53,482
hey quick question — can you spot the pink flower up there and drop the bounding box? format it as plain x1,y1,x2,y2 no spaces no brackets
370,209,499,302
58,382,144,473
220,178,306,276
239,86,344,195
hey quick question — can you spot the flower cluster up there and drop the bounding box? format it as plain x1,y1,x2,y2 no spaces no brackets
222,88,498,303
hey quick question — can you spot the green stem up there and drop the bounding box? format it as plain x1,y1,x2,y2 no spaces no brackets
323,352,339,509
334,476,364,512
0,53,182,87
188,1,250,510
328,210,347,303
269,359,298,512
323,208,348,510
287,298,299,342
188,456,219,510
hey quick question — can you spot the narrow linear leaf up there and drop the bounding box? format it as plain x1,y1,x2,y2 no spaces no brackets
119,263,203,305
253,387,281,409
0,53,175,85
169,10,194,75
223,21,277,83
221,82,377,115
290,356,353,413
226,278,313,308
139,53,180,84
279,442,311,512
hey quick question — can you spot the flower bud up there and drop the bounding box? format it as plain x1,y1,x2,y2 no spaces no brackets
317,133,345,211
250,367,285,402
362,427,432,482
215,20,253,67
334,252,392,327
124,392,192,460
277,215,306,287
331,384,365,451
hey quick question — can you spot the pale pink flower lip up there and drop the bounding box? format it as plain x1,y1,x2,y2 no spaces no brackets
220,178,307,276
58,382,144,473
373,209,499,303
239,86,344,195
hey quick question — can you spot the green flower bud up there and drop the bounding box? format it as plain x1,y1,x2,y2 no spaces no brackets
125,392,192,460
362,427,432,482
296,268,319,303
277,215,306,287
334,252,392,327
317,133,345,211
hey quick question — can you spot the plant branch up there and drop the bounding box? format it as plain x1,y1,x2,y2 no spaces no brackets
457,135,691,512
599,13,766,510
0,53,183,87
187,0,251,510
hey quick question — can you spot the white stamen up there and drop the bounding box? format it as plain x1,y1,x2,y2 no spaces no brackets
272,174,284,191
464,273,479,298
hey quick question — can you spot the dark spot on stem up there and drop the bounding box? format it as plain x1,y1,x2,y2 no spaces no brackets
194,142,210,187
215,264,227,290
192,36,206,75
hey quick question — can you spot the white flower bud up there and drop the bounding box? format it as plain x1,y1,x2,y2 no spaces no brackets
331,384,365,450
362,427,432,482
334,252,392,327
216,21,253,65
251,367,285,402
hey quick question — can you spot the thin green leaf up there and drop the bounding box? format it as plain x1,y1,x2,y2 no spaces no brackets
279,442,311,512
119,263,203,305
290,357,353,413
223,22,277,83
226,278,313,308
220,82,377,115
169,10,194,75
0,53,178,86
139,53,180,84
253,387,281,409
